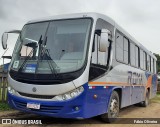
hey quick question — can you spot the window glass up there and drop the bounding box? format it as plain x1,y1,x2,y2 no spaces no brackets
153,59,156,73
143,52,146,70
20,45,33,57
130,42,135,66
147,55,151,71
135,46,139,67
116,32,123,62
21,22,49,43
151,58,153,73
124,37,129,64
11,19,92,74
140,49,144,69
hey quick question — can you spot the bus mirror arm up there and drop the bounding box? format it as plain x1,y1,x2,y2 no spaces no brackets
1,30,21,50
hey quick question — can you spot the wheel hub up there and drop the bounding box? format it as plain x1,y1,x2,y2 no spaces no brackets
110,98,119,117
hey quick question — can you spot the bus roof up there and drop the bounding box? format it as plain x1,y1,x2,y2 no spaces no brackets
27,12,156,60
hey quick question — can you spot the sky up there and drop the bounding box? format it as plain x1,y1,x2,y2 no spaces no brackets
0,0,160,64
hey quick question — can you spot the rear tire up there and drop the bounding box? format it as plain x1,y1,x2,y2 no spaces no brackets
101,91,119,123
139,89,149,107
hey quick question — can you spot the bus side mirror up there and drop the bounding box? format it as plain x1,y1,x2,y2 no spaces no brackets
1,30,21,50
2,32,8,49
99,29,111,52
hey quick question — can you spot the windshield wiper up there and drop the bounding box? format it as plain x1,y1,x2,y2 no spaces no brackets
36,36,58,75
15,36,41,78
15,46,34,79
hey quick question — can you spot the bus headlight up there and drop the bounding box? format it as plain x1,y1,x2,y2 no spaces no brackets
8,86,16,95
55,86,84,101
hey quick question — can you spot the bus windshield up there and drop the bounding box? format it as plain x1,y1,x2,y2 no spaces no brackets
11,18,92,74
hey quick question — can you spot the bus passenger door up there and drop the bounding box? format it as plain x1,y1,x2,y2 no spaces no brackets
89,31,108,80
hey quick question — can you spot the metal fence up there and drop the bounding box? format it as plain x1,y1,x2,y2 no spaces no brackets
0,72,8,102
0,55,10,102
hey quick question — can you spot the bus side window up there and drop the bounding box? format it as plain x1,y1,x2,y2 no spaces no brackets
135,46,139,68
151,57,154,73
116,32,123,62
123,37,129,64
143,51,147,70
147,55,151,71
130,42,136,66
140,49,144,69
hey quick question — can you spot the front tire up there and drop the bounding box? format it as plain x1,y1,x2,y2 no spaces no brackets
101,91,119,123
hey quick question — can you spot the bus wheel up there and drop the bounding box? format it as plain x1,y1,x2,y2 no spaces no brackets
139,89,149,107
101,91,119,123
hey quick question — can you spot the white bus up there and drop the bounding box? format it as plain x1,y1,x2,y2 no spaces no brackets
2,13,157,123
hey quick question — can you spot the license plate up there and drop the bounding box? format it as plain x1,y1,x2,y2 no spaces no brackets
27,103,40,109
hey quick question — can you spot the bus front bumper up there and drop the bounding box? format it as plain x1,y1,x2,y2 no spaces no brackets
7,83,112,119
7,91,86,119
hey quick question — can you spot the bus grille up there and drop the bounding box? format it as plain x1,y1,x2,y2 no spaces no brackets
13,100,63,114
18,92,55,99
